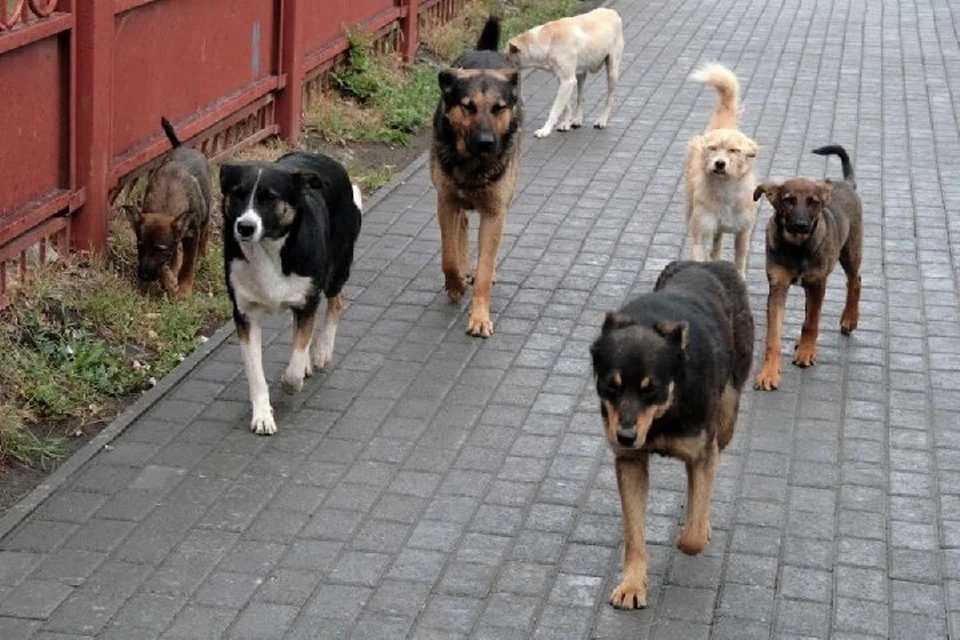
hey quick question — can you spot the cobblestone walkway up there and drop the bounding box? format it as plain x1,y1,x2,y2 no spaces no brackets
2,0,960,637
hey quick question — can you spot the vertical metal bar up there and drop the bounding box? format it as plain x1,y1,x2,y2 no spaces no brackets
401,0,419,63
72,0,114,252
276,0,304,145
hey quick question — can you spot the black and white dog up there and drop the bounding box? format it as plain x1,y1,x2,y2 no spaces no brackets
220,152,362,435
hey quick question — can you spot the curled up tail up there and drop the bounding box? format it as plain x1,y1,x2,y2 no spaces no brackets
475,15,501,51
690,63,740,131
160,116,182,148
812,145,856,189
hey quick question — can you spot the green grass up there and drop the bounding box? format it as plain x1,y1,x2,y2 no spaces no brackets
0,406,66,470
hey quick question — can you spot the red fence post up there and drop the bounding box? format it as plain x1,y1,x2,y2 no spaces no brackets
276,0,304,146
401,0,419,63
72,0,114,252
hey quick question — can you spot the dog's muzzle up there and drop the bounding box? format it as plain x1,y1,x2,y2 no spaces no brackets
712,159,727,175
234,213,263,242
616,424,638,447
787,220,812,235
470,129,499,156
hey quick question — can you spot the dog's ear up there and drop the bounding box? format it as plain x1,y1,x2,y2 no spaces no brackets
121,204,142,237
602,312,634,333
506,41,520,56
818,181,834,205
753,182,779,203
294,171,323,192
219,163,243,195
438,69,460,103
654,320,689,351
171,209,192,237
744,139,759,158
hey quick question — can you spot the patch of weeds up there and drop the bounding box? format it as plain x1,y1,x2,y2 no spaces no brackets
0,406,66,470
346,161,397,194
310,32,440,147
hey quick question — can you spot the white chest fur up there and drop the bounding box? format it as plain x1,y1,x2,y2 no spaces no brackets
230,238,314,314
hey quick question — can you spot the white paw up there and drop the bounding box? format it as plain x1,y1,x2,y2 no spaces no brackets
250,408,277,436
594,119,608,129
312,347,333,372
571,117,583,128
557,121,572,132
280,370,304,395
534,126,552,138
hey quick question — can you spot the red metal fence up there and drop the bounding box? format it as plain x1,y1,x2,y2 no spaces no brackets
0,0,465,308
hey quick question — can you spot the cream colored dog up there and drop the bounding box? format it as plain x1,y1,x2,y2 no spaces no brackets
505,8,623,138
685,63,759,277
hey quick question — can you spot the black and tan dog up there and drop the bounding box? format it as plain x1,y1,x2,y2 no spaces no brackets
125,117,212,298
590,260,754,610
430,15,522,338
753,145,862,391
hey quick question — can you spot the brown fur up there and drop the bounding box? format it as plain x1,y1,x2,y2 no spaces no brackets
430,20,522,338
126,122,212,299
684,64,759,277
590,261,754,610
753,167,863,390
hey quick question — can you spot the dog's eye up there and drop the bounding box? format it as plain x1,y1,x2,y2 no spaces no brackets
461,102,478,114
601,378,622,396
807,197,821,207
729,148,741,154
706,145,717,152
259,190,278,202
491,103,506,114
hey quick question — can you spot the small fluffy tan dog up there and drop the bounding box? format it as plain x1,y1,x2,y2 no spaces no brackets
505,8,623,138
685,63,759,277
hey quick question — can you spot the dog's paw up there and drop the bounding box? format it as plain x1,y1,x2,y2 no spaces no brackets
594,119,608,129
570,116,583,128
610,578,647,610
840,314,858,335
533,126,552,138
312,347,333,372
793,344,818,368
466,312,494,338
445,274,467,303
280,371,304,395
557,121,572,132
250,409,277,436
754,366,781,391
676,521,711,555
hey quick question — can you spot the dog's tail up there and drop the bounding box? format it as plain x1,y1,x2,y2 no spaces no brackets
160,116,182,149
475,15,501,51
690,63,740,131
812,145,856,189
351,184,363,214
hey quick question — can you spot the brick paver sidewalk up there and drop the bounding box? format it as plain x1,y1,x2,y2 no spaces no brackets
3,0,960,637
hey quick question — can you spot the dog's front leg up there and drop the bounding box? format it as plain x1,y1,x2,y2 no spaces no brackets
677,439,719,555
610,454,650,609
281,308,316,395
237,311,276,435
794,281,825,367
755,270,790,390
535,76,576,138
313,293,344,371
437,196,467,302
466,210,505,337
176,236,199,299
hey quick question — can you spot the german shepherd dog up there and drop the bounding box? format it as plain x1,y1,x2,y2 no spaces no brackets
431,16,522,337
753,145,863,390
590,261,754,609
125,117,212,298
220,152,362,435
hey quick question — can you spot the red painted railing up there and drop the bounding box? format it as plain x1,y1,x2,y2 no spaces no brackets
0,0,464,309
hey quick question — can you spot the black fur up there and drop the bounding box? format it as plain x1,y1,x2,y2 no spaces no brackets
590,261,754,446
160,116,182,148
812,144,855,187
219,151,361,323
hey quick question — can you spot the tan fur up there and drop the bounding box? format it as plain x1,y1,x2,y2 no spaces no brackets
684,63,759,277
505,8,623,137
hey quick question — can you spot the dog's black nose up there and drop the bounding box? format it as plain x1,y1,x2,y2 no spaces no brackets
789,220,811,234
714,159,726,170
617,428,637,447
235,220,257,238
476,130,497,153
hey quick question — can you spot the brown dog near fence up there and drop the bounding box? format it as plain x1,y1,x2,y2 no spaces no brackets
430,15,522,338
752,144,863,391
125,117,212,299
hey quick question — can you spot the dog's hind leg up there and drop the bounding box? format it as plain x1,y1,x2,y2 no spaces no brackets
535,76,576,138
839,239,862,335
438,196,467,301
237,312,277,435
710,232,724,261
595,48,621,129
716,385,740,450
676,439,718,555
313,293,344,371
570,72,586,128
281,308,316,395
610,454,650,609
